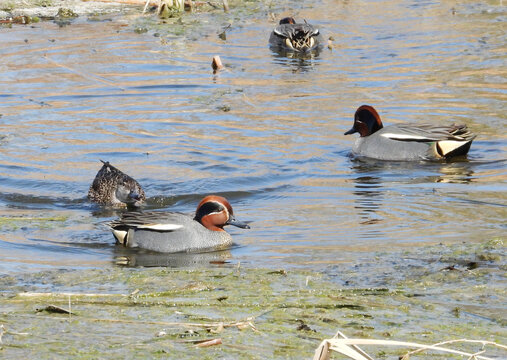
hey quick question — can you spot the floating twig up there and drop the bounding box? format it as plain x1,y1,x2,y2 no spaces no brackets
218,23,231,40
195,338,222,347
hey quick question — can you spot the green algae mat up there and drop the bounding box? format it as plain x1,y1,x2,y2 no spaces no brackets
1,240,505,359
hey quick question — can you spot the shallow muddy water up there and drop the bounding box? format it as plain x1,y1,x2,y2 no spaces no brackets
0,1,506,358
0,0,505,275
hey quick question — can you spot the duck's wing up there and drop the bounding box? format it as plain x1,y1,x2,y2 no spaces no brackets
380,123,476,142
110,211,189,231
273,23,319,39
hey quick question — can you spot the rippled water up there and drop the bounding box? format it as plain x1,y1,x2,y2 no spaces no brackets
0,0,505,273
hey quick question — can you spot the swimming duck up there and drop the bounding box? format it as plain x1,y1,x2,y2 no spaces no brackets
269,17,322,52
344,105,476,161
110,195,250,253
88,160,145,208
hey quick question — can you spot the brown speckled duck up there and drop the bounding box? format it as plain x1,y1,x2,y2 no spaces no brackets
88,160,145,208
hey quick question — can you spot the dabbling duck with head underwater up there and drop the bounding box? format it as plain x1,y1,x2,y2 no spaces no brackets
110,195,250,253
344,105,476,161
269,17,322,52
88,160,145,208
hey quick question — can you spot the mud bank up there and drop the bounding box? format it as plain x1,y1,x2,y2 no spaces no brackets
0,0,143,19
0,240,505,359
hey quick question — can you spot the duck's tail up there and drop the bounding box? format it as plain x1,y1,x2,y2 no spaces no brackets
436,124,476,158
436,139,474,158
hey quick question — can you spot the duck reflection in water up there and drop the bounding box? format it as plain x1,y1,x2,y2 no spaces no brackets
353,174,385,232
349,156,475,240
113,247,232,268
349,154,475,185
270,51,320,73
434,161,475,184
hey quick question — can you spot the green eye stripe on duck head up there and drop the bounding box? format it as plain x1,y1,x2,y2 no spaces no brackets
194,196,250,230
194,200,228,223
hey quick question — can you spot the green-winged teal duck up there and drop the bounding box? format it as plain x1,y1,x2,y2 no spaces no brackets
269,17,322,52
110,195,250,253
345,105,476,161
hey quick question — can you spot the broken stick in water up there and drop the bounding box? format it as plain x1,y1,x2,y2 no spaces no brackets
195,338,222,347
212,55,225,73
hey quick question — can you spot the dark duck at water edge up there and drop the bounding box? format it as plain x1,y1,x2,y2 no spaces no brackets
344,105,476,161
269,17,322,53
88,160,145,208
110,195,250,253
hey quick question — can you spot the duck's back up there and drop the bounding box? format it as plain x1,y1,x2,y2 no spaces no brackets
353,127,433,161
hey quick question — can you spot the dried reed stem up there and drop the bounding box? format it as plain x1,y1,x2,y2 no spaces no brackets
322,338,502,360
401,339,507,359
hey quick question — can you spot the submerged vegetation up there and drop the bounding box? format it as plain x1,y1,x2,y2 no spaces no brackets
0,215,68,231
0,240,505,358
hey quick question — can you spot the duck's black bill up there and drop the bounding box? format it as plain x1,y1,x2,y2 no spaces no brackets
227,217,251,229
344,127,357,135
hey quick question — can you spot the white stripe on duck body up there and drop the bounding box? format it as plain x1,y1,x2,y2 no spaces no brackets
88,160,145,208
344,105,476,161
110,195,250,253
269,17,322,52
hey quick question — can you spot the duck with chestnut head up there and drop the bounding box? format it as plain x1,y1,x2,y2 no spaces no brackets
110,195,250,253
345,105,476,161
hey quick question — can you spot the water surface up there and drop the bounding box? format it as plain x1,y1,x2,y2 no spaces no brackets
0,0,505,274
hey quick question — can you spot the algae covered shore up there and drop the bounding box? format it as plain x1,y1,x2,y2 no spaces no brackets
0,0,141,19
1,240,505,358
